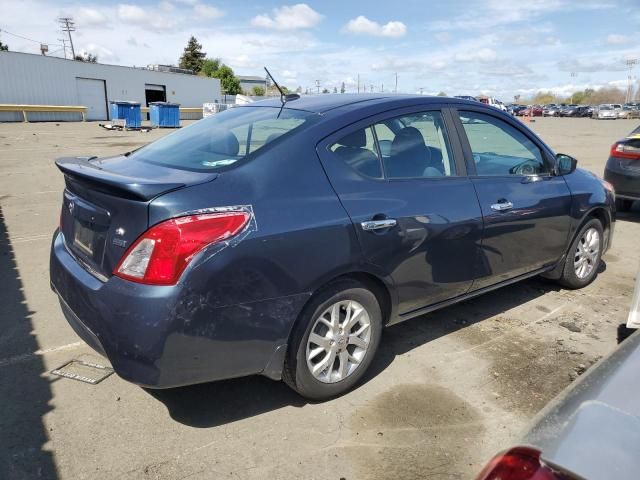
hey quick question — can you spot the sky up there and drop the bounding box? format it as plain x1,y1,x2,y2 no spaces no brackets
2,0,640,100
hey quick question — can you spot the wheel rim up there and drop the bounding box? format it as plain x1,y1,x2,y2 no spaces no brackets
574,227,600,279
306,300,371,384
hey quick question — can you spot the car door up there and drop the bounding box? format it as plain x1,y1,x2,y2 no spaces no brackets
316,107,484,318
452,108,572,289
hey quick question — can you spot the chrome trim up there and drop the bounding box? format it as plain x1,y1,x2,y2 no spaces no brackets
60,232,109,283
360,219,397,231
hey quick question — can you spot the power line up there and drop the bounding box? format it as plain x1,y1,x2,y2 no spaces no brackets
0,28,63,47
58,17,76,59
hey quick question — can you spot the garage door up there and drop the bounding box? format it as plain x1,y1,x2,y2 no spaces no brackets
76,78,107,120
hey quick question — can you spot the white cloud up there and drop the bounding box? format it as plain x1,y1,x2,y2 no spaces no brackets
455,47,497,63
117,4,176,31
75,7,110,27
194,3,223,19
344,16,407,38
435,32,450,43
251,4,323,30
80,43,118,62
606,34,629,45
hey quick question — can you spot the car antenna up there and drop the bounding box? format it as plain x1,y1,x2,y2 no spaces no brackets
264,67,299,106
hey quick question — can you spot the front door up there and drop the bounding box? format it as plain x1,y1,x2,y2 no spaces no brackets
454,109,572,289
317,107,484,317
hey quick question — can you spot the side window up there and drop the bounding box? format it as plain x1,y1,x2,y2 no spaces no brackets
329,127,382,179
373,111,456,179
459,111,548,176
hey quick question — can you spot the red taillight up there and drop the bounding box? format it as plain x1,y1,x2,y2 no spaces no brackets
114,211,250,285
610,142,640,160
476,447,572,480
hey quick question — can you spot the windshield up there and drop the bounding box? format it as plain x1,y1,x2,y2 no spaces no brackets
130,106,318,172
599,105,612,110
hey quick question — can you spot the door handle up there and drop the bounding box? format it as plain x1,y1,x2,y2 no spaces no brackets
490,201,513,212
361,219,397,231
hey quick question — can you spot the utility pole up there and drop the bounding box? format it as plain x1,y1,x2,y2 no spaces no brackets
370,84,373,93
58,38,68,59
419,87,424,95
570,72,577,104
357,74,360,94
394,72,398,93
315,80,320,94
381,83,384,93
626,59,638,103
58,16,76,59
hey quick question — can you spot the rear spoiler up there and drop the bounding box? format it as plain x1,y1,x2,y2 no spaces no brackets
55,156,188,201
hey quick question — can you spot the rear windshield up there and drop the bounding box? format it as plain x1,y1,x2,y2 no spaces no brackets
130,106,318,172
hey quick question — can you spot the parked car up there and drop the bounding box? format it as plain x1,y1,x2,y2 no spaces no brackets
593,104,617,120
479,96,508,112
617,106,640,119
475,326,640,480
604,125,640,212
543,104,561,117
520,105,544,117
50,95,615,400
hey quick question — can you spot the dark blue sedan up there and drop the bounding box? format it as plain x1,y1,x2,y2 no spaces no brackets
50,95,615,399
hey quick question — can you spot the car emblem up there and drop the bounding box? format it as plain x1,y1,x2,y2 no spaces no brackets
115,227,125,236
68,201,74,215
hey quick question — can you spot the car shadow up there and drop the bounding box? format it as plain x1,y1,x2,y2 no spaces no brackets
148,275,562,428
0,207,59,479
617,210,640,224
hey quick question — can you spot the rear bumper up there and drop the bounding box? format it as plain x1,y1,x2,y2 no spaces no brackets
50,230,308,388
604,157,640,200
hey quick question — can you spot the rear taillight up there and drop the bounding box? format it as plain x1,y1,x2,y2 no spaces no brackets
114,211,249,285
476,447,574,480
611,142,640,160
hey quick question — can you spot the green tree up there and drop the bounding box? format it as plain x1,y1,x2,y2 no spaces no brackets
0,41,8,52
436,91,447,97
200,58,221,78
333,86,337,94
322,88,330,94
179,36,206,73
74,52,97,63
251,86,265,96
340,82,345,94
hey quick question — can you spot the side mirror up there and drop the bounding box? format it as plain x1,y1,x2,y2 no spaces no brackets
555,153,577,175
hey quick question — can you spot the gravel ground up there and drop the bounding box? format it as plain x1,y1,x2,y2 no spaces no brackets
0,116,639,480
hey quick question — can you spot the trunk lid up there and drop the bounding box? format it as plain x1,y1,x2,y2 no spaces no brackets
56,155,217,279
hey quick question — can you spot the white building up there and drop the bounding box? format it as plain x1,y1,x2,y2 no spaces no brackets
0,52,221,121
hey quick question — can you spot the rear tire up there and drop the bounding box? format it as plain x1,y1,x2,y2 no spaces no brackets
616,198,633,212
557,218,603,289
283,279,382,400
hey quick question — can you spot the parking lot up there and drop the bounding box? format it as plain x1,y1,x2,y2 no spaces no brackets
1,117,639,480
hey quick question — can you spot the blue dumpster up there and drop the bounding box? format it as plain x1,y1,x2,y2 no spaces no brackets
110,101,141,128
149,102,181,128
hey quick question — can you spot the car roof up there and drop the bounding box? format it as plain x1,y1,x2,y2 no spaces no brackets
241,94,478,114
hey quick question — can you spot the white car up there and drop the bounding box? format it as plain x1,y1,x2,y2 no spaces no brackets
594,105,617,120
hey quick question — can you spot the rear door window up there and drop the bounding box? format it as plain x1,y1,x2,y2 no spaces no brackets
330,127,382,178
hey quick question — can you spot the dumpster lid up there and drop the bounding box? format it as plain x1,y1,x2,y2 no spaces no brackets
149,102,181,106
110,100,141,106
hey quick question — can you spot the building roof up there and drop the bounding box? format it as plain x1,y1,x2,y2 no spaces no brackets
237,75,266,82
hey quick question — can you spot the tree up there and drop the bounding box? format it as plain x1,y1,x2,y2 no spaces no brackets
199,57,242,95
0,41,8,52
322,88,330,94
75,52,97,63
179,36,206,73
340,82,345,94
200,58,221,78
333,86,337,94
436,91,447,97
251,86,265,96
295,86,303,94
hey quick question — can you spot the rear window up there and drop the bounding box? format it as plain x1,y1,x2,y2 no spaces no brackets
130,106,318,172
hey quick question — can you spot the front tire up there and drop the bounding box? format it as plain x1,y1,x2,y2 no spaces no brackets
557,219,603,289
283,279,382,400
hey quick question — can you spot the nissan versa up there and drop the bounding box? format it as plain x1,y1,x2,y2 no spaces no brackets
50,95,615,400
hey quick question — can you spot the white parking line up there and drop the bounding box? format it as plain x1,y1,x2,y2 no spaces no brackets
0,341,85,368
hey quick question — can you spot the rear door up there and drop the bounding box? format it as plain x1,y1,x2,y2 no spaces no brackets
452,108,572,289
317,106,483,317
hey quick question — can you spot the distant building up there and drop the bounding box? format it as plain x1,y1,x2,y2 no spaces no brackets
238,75,267,95
0,51,222,121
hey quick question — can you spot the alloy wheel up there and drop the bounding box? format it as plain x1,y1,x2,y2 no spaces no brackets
574,227,600,279
305,300,371,384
